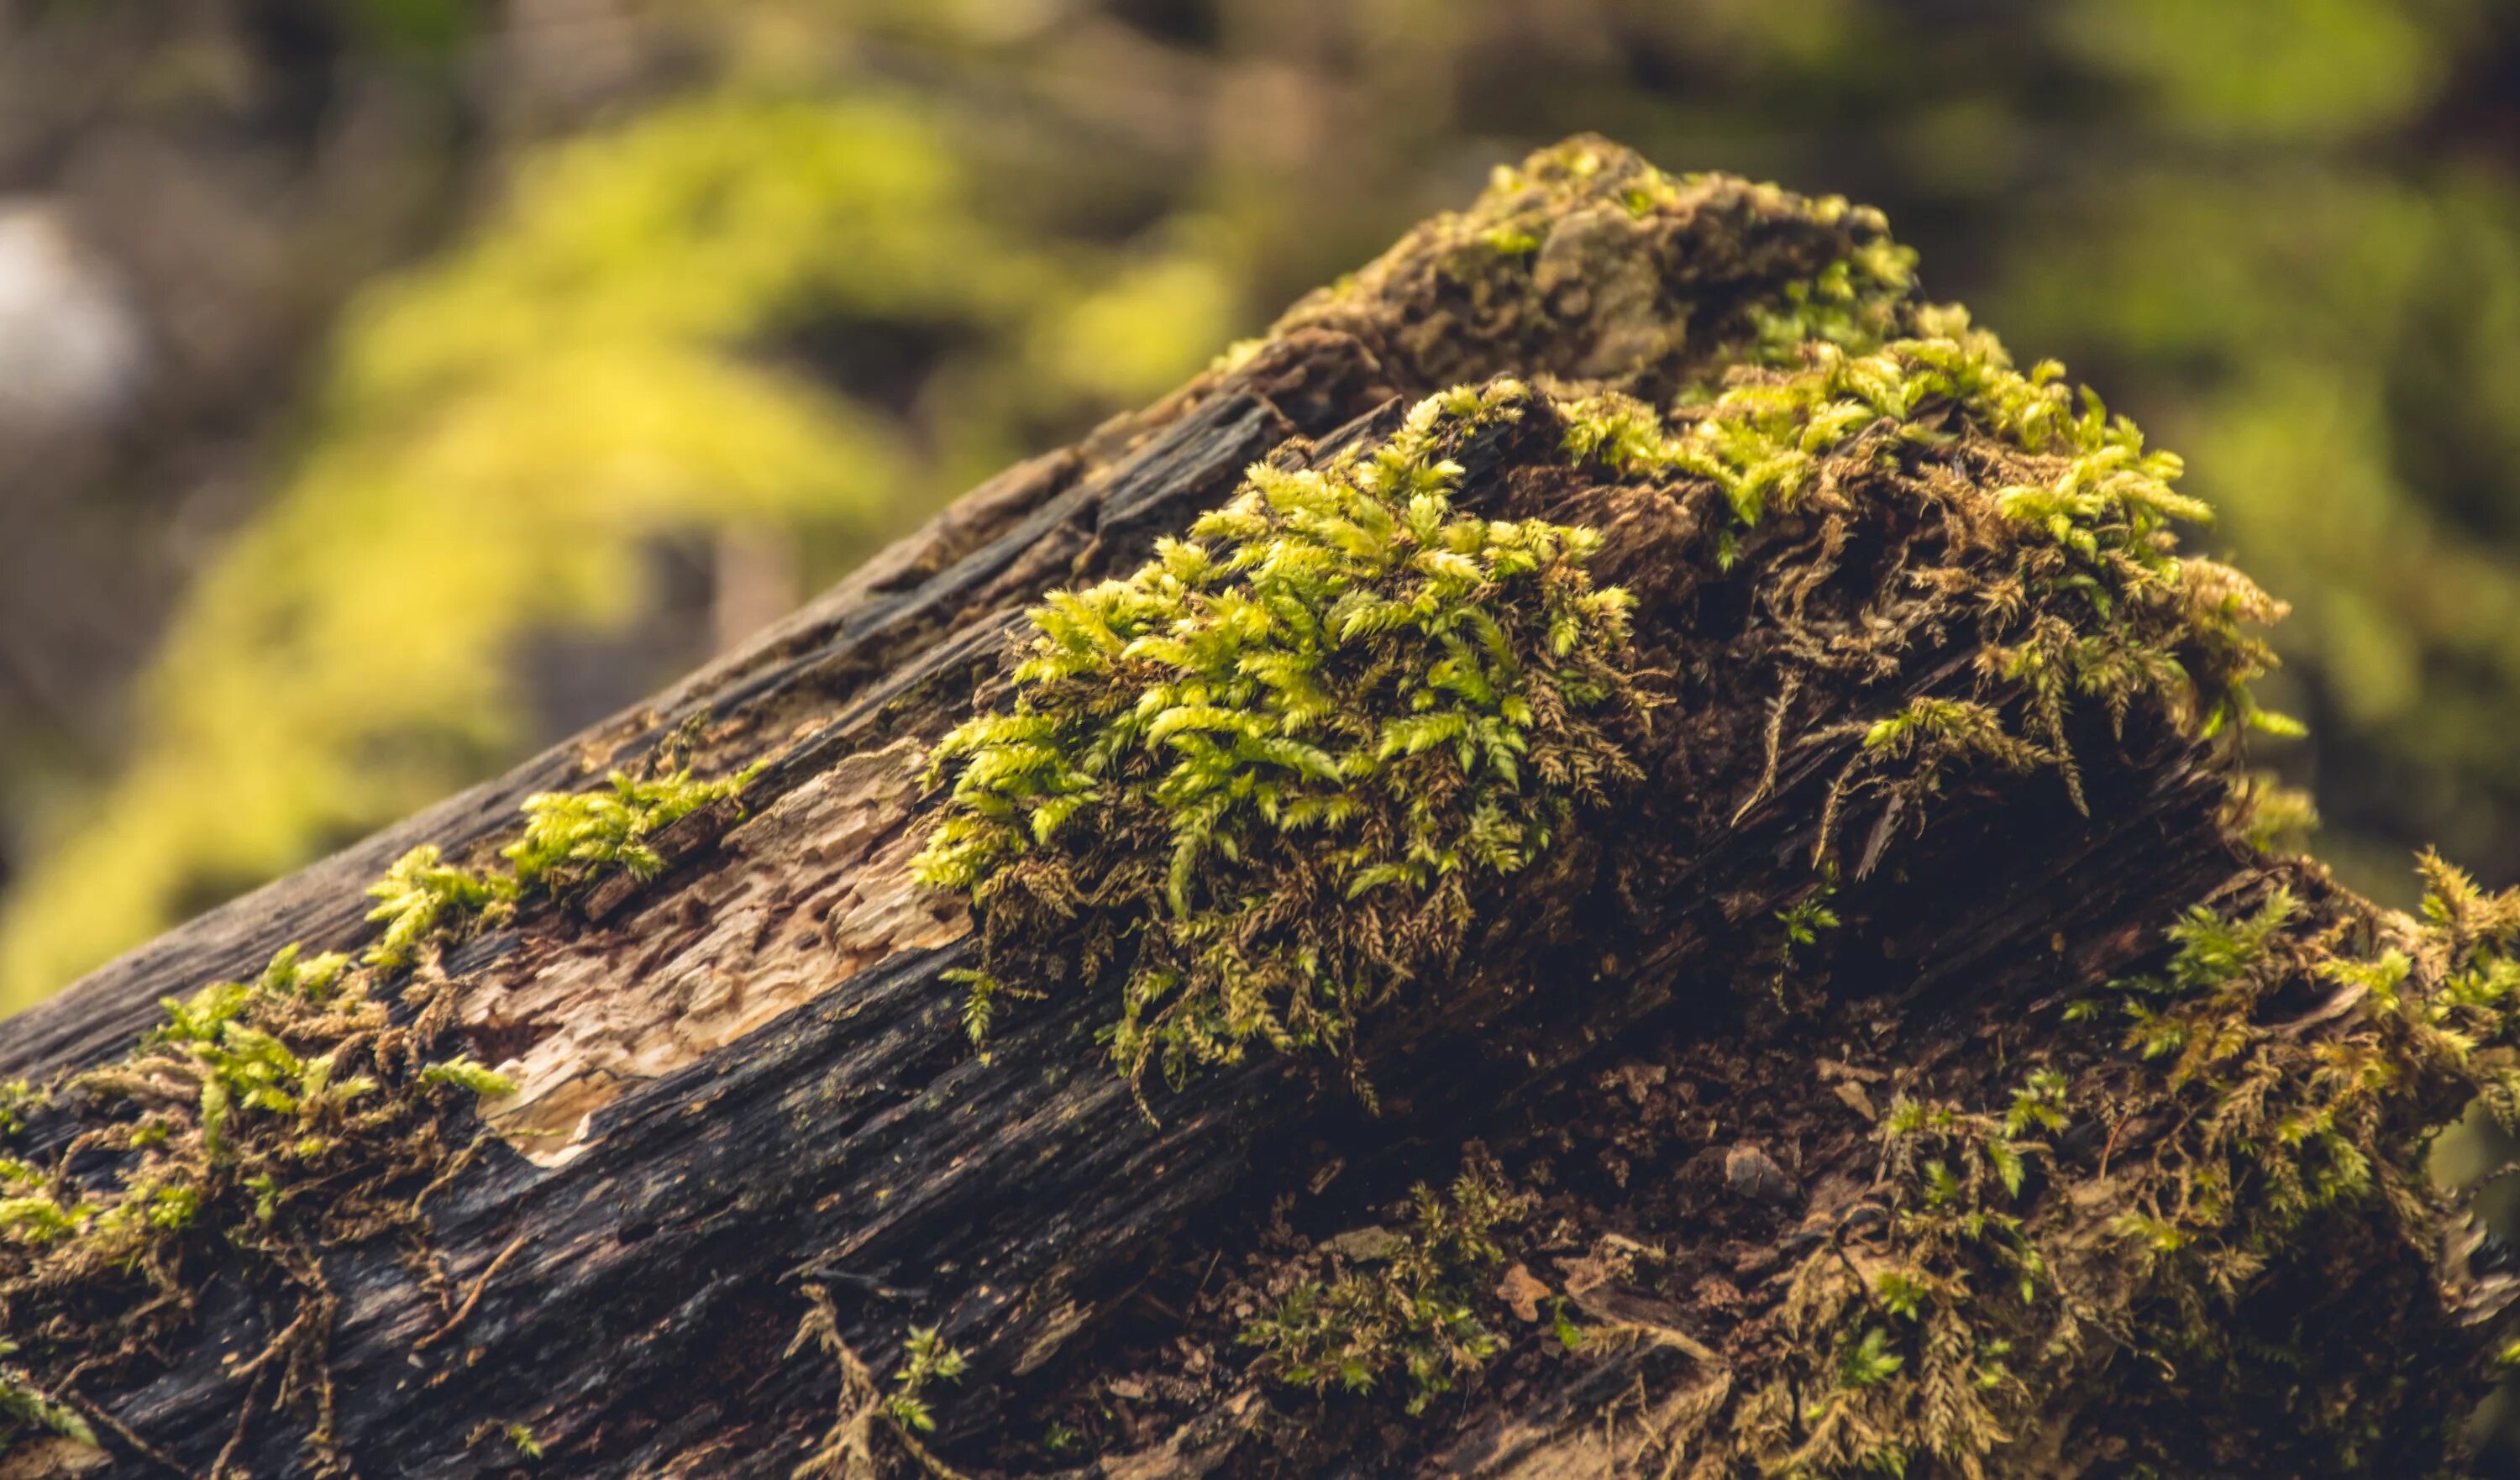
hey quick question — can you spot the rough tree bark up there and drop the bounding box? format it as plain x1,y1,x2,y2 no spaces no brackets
2,139,2511,1480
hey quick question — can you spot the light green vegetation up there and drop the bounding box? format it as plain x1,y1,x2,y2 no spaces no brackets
1572,310,2289,773
1240,1162,1533,1414
365,764,752,968
0,928,512,1458
916,383,1650,1097
1559,306,2292,876
0,756,749,1456
885,1326,971,1435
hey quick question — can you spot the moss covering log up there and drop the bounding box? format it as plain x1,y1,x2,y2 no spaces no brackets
0,138,2510,1478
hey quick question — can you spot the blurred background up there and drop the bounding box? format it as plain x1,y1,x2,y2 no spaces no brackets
4,0,2520,1015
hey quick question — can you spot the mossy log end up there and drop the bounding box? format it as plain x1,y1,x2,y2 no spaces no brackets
2,139,2512,1480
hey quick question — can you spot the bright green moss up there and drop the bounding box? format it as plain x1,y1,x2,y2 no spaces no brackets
1744,239,1922,366
1567,309,2212,544
365,764,752,968
365,844,508,970
501,764,759,892
885,1325,971,1435
1568,315,2290,835
916,383,1651,1098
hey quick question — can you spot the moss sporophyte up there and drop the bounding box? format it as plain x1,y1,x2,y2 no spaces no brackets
0,760,753,1458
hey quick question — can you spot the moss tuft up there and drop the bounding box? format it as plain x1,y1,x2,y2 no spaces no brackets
1742,857,2520,1476
1276,136,1926,406
1562,314,2290,853
917,383,1651,1098
1238,1157,1532,1414
365,763,753,968
0,753,754,1459
0,934,512,1460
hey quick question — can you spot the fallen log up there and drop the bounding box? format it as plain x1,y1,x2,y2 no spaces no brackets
2,138,2512,1480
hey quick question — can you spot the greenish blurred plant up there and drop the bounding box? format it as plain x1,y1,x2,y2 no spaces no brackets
0,89,1234,1009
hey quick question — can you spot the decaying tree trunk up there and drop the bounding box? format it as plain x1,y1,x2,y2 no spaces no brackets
3,138,2513,1480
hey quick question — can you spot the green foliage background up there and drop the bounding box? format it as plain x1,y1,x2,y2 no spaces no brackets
5,0,2520,1010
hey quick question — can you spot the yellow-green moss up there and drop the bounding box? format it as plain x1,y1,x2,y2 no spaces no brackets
0,754,754,1458
916,383,1651,1099
1238,1159,1534,1414
1749,858,2520,1477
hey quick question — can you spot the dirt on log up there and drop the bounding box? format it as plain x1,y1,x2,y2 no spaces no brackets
2,138,2515,1480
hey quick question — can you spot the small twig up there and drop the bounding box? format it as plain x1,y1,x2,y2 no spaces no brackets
417,1231,531,1351
1731,674,1802,827
407,1132,490,1219
2097,1115,2127,1181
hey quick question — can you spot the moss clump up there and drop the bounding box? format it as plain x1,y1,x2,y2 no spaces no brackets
1238,1159,1534,1414
365,763,752,967
1277,137,1925,407
916,383,1650,1096
1734,857,2520,1477
0,757,753,1462
0,937,512,1460
365,843,510,970
1562,314,2288,858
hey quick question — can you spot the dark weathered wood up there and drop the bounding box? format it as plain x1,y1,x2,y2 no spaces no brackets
29,583,2246,1477
80,751,2239,1477
0,157,2302,1479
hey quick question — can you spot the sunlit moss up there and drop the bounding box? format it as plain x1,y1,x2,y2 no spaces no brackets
1568,316,2290,833
366,764,753,968
916,383,1651,1099
1997,160,2520,890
